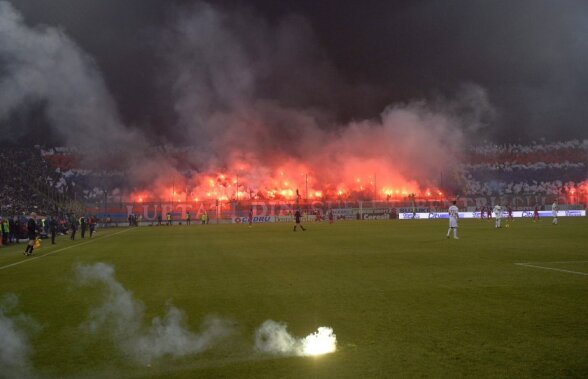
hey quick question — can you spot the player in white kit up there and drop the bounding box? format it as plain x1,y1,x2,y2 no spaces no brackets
446,201,459,239
493,204,502,228
552,201,558,225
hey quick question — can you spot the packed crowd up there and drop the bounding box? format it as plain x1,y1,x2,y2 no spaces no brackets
1,141,586,215
0,147,60,215
465,140,588,159
460,140,588,196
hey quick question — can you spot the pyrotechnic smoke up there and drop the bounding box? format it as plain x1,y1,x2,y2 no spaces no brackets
0,294,38,379
119,2,494,200
255,320,336,357
75,263,234,364
0,1,495,198
0,0,146,164
163,3,493,194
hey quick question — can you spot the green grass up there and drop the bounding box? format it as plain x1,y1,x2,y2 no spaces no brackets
1,218,588,378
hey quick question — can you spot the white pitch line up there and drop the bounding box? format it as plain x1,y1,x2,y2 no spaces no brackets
517,260,588,265
514,263,588,276
0,228,133,271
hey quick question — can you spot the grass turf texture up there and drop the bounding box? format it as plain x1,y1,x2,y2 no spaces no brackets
1,218,588,378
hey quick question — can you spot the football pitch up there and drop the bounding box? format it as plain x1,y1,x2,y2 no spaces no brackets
1,218,587,378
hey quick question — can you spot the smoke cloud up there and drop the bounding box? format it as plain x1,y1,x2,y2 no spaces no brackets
0,0,145,157
255,320,336,357
3,0,588,154
0,1,496,195
75,263,234,364
165,2,491,161
145,2,494,195
0,294,38,379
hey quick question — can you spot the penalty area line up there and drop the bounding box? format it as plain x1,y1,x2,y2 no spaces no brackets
0,228,133,271
514,262,588,276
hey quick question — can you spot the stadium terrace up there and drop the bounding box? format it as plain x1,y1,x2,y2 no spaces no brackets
0,140,586,225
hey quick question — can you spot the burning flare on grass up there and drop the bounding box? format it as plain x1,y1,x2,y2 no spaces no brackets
255,320,336,357
300,327,337,356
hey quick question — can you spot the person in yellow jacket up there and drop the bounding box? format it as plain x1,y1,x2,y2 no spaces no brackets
1,217,9,246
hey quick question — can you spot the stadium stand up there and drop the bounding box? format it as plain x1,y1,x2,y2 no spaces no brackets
459,140,588,196
0,147,86,216
0,141,586,222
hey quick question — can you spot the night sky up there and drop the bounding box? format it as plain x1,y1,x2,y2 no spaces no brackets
3,0,588,145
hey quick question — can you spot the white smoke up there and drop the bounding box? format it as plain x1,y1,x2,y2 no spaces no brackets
0,0,496,193
0,294,38,379
0,1,144,151
165,2,495,188
255,320,336,357
132,311,233,364
75,263,234,364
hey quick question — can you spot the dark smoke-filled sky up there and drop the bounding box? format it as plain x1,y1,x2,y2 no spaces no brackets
1,0,588,149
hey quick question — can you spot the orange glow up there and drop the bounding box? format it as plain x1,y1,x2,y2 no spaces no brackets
126,156,446,202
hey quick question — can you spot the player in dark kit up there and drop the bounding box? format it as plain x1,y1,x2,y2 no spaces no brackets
69,214,77,240
88,216,96,237
10,217,19,244
293,209,306,231
533,205,540,222
24,213,37,256
80,216,87,238
49,216,57,244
